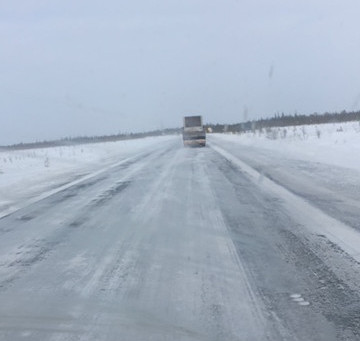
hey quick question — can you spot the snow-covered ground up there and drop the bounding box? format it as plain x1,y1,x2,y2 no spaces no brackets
215,121,360,170
1,127,360,339
209,120,360,264
1,121,360,217
0,135,178,216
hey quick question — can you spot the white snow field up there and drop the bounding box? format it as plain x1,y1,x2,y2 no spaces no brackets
214,121,360,170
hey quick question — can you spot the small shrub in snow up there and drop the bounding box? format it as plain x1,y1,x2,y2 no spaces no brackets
44,156,50,168
301,126,307,140
265,127,272,139
266,127,279,140
316,129,321,139
281,129,287,139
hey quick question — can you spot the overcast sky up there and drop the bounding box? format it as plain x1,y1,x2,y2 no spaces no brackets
1,1,360,144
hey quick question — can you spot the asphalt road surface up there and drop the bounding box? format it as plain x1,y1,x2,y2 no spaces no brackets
0,135,360,340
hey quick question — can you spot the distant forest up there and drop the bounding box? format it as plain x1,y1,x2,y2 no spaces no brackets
3,109,360,150
2,128,180,150
205,110,360,133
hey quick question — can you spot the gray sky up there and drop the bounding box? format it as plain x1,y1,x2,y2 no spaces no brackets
1,1,360,144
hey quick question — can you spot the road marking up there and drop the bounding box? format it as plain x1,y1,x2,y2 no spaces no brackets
293,297,304,302
298,301,310,306
289,294,310,306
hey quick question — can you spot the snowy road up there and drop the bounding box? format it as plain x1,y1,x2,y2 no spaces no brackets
0,136,360,340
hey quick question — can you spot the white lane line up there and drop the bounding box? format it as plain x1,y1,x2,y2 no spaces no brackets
0,149,155,220
293,297,304,302
289,294,310,306
210,143,360,263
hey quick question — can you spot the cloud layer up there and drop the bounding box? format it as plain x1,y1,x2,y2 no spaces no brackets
1,0,360,144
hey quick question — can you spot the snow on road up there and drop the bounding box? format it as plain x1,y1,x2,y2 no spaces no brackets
0,124,360,340
211,142,360,262
0,136,176,217
0,140,279,340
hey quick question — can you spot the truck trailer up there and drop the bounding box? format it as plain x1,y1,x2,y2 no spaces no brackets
182,115,206,147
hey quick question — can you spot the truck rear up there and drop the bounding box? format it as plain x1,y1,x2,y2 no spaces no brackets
182,115,206,147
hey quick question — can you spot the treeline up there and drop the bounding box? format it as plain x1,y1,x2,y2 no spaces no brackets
4,109,360,150
3,128,181,150
206,110,360,133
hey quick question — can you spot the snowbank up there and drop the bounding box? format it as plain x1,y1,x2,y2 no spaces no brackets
213,121,360,170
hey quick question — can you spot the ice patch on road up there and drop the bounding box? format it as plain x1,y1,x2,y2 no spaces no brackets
65,253,88,271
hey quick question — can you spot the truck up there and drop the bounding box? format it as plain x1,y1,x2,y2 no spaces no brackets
182,115,206,147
